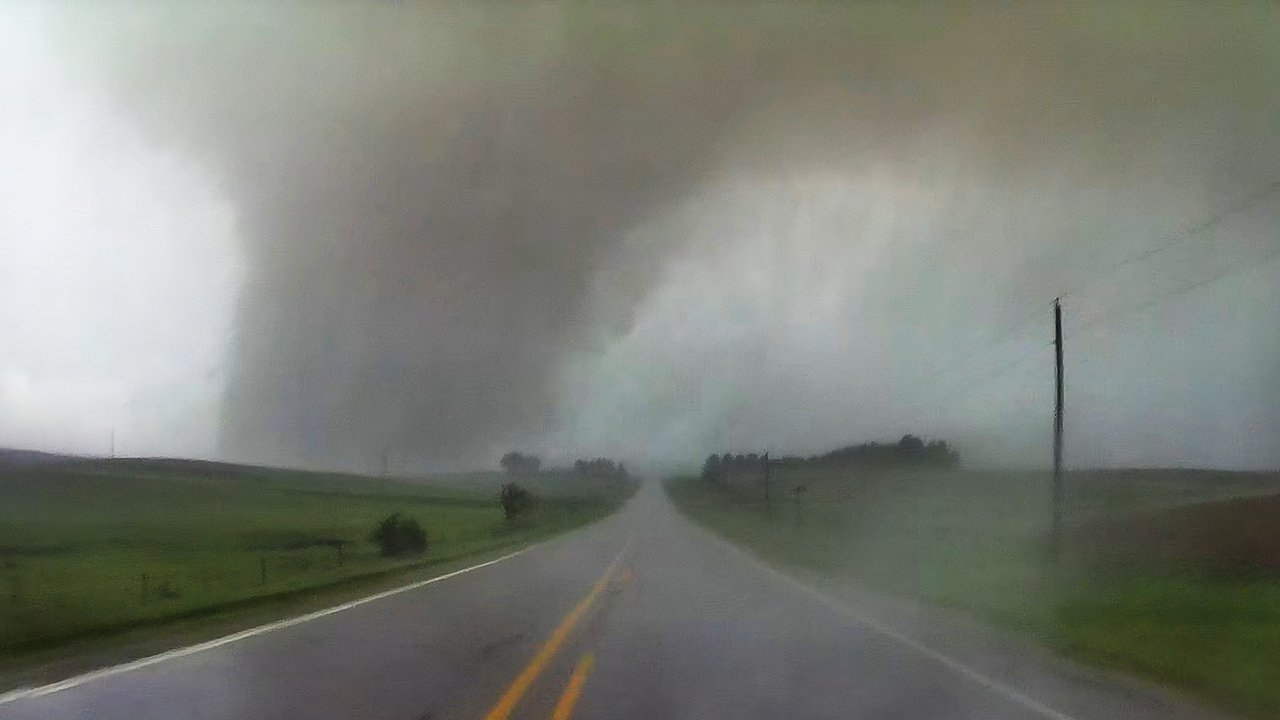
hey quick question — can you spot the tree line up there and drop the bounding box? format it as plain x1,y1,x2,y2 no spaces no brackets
498,451,633,520
572,458,629,478
702,434,959,482
500,451,631,479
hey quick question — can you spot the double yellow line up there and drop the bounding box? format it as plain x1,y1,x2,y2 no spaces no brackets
550,653,595,720
483,545,630,720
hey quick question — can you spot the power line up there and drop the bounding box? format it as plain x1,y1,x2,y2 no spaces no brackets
1061,178,1280,301
905,340,1052,430
919,300,1054,385
1069,241,1280,337
972,299,1057,355
945,341,1053,400
904,178,1278,431
944,181,1280,379
929,234,1276,399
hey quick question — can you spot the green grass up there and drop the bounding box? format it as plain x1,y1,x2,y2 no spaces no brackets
0,459,631,661
666,470,1280,718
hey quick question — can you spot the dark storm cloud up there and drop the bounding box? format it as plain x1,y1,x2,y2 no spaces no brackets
62,3,788,468
56,2,1280,470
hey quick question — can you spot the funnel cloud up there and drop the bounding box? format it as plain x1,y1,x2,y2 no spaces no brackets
4,2,1279,471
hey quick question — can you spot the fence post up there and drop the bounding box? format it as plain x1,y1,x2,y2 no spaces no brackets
794,485,807,527
5,560,20,602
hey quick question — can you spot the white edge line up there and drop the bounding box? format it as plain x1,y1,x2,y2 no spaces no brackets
694,524,1080,720
0,545,535,706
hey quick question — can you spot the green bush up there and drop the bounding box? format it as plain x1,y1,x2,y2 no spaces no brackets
369,513,428,557
500,482,534,519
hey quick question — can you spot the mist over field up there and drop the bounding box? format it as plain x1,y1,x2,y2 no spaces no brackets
2,2,1278,471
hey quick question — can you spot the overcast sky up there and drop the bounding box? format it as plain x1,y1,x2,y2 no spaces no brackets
2,2,1278,472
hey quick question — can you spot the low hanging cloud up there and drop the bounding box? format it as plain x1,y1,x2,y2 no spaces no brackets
8,2,1279,471
0,7,242,457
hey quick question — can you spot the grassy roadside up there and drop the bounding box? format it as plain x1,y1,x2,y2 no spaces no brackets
665,471,1280,719
0,459,632,686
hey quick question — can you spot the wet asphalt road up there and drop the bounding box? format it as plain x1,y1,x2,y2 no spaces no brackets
1,482,1229,720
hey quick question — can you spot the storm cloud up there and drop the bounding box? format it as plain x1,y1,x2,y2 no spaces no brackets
6,2,1279,471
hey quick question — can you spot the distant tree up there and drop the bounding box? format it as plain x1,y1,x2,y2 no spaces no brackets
500,451,542,476
500,451,519,473
925,439,960,468
897,434,925,456
369,513,428,558
570,457,629,479
701,454,722,483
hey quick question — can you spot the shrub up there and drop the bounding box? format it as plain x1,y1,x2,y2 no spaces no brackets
500,482,534,519
369,513,428,558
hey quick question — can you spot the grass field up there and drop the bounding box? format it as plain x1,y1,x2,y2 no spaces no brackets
0,457,632,661
666,468,1280,718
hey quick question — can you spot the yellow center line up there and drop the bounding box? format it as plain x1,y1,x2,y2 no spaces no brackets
550,653,595,720
482,544,629,720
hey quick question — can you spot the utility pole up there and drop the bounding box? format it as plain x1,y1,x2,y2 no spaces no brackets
110,428,115,459
1052,298,1065,562
762,452,772,516
381,447,389,478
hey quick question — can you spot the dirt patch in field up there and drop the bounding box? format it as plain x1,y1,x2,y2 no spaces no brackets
1071,493,1280,575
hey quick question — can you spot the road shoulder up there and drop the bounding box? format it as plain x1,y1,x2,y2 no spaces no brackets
682,506,1241,720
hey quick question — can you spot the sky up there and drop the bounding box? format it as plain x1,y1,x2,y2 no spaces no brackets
2,1,1278,472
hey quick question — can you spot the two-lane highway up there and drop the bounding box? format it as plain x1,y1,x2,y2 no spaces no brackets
2,482,1230,719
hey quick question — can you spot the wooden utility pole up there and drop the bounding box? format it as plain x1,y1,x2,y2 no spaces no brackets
110,428,115,459
1052,298,1065,561
762,452,772,515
